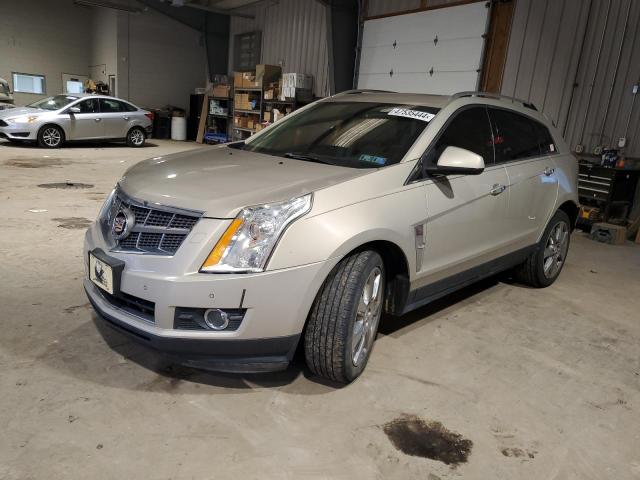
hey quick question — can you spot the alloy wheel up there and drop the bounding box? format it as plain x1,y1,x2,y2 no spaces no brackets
352,266,383,367
42,127,61,147
543,220,569,278
130,129,144,146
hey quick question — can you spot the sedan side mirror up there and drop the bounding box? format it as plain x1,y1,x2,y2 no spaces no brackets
68,106,81,114
425,146,485,176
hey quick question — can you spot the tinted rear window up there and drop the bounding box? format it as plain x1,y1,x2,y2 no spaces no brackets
489,108,543,163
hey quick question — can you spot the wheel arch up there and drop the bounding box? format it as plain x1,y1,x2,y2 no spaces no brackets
558,200,579,231
351,240,411,316
38,122,67,138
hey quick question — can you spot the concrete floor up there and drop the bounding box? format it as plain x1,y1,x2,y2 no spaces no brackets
0,138,639,480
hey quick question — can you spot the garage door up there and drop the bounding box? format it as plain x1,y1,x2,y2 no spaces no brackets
357,2,490,95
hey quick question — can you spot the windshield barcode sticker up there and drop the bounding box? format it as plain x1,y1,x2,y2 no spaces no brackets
388,108,435,123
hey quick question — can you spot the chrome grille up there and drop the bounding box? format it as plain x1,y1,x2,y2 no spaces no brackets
107,190,202,255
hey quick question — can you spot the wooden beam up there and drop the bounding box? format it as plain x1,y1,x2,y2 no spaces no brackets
364,0,484,21
196,95,209,144
480,0,515,93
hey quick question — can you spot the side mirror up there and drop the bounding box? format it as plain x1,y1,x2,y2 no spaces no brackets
425,146,485,176
68,106,81,114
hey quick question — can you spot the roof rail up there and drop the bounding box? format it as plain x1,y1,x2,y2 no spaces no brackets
451,91,538,111
333,89,396,96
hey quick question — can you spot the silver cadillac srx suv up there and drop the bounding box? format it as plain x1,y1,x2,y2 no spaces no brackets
84,91,578,384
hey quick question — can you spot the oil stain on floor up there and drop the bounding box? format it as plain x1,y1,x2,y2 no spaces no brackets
53,217,93,229
382,414,472,466
4,158,71,168
38,182,94,189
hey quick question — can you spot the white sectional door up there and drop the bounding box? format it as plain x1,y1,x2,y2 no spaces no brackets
357,2,490,94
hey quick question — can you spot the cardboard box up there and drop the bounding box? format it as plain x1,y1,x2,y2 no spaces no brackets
213,85,230,98
264,89,274,100
234,93,250,110
233,116,242,126
234,72,246,87
590,222,627,245
256,64,282,86
247,119,255,129
263,111,271,122
282,72,313,90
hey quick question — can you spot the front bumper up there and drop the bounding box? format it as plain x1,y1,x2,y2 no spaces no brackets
84,219,337,372
0,122,36,140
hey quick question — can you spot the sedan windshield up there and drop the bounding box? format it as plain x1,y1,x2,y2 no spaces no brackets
242,101,440,168
26,95,80,111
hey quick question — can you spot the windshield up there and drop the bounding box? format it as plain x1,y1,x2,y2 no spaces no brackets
242,101,440,168
26,95,80,111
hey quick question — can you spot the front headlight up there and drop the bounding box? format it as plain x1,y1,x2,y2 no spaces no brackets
201,194,312,273
7,115,38,124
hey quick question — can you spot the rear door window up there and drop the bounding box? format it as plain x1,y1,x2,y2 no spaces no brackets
99,99,124,113
425,106,495,167
77,98,99,113
488,108,544,163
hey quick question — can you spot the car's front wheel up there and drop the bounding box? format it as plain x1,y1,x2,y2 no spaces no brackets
126,127,146,147
305,250,385,384
515,210,571,287
38,125,64,148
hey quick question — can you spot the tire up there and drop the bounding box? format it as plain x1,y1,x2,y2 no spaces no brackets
126,127,146,147
37,125,64,148
514,210,571,288
305,250,385,384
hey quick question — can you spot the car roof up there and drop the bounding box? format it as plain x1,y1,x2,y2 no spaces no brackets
324,91,451,109
323,90,552,127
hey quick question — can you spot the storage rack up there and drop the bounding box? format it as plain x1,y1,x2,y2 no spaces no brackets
231,86,264,140
204,95,233,143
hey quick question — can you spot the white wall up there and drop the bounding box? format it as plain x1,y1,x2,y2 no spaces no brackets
0,1,206,111
90,9,118,85
0,0,93,105
116,8,207,110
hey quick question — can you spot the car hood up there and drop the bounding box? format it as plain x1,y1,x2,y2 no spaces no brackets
118,145,370,218
0,107,43,119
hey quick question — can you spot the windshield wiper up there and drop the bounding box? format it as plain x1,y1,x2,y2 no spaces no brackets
283,152,333,165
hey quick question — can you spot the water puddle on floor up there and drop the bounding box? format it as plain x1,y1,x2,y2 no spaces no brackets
382,414,472,466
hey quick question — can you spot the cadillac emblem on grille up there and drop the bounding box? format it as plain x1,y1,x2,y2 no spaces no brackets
111,206,135,240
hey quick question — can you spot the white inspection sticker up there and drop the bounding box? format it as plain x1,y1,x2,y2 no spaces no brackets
388,107,436,123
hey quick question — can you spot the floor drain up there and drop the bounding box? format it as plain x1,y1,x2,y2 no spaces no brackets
38,182,94,189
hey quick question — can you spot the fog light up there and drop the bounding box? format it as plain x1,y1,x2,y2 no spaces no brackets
203,308,229,330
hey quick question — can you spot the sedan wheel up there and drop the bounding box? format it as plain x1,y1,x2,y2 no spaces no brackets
127,128,146,147
38,126,64,148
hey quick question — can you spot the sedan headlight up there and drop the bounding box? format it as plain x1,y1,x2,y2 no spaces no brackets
201,194,312,273
7,115,38,124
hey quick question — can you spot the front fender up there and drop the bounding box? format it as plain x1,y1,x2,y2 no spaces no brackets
267,191,422,277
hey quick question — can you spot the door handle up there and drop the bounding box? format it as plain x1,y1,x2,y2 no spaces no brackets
123,116,130,121
543,167,555,176
489,184,507,196
94,118,101,122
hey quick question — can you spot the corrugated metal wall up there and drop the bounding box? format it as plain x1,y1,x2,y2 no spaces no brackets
503,0,640,157
365,0,640,157
229,0,330,98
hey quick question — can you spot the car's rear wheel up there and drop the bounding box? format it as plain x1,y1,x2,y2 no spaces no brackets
515,210,571,287
38,125,64,148
304,250,385,384
126,127,146,147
